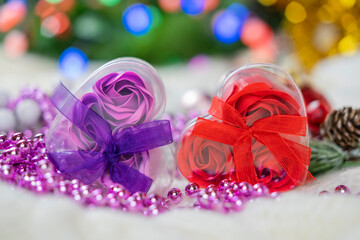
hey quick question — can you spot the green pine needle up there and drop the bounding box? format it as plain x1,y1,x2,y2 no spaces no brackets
309,140,349,175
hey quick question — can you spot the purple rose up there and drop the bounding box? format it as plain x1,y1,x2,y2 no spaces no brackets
93,72,154,129
69,93,103,151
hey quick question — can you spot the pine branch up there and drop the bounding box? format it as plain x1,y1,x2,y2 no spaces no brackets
309,140,349,175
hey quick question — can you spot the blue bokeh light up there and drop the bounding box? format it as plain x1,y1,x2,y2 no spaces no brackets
6,0,27,2
213,4,249,44
181,0,205,15
227,3,249,20
59,47,88,80
122,3,153,36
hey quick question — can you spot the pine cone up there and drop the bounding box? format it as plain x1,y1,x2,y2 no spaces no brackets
320,107,360,150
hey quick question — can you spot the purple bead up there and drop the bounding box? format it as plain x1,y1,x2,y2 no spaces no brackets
57,180,70,194
160,197,170,210
319,190,329,197
218,179,231,193
37,160,53,175
32,137,46,149
237,182,253,197
87,189,105,206
205,184,217,199
3,147,21,159
193,200,201,209
34,133,45,141
79,185,91,201
224,188,237,199
116,188,131,201
335,185,351,194
1,164,13,179
252,183,269,197
230,181,240,191
270,192,280,199
144,193,162,207
167,188,183,204
197,190,220,209
205,184,216,193
109,183,124,193
0,135,8,148
126,192,145,212
185,182,200,197
12,132,26,141
143,204,160,216
230,197,244,212
105,192,120,208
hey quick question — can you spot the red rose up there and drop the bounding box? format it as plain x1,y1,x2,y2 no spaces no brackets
224,80,303,192
177,131,235,188
225,79,301,126
252,141,294,192
177,73,309,192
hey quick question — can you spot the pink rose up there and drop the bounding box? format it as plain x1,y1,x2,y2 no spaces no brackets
93,72,154,129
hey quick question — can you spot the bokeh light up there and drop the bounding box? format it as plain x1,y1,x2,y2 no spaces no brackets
35,0,74,18
338,35,358,55
285,1,307,24
46,0,63,4
41,12,70,38
98,0,121,7
213,4,249,44
158,0,180,13
181,0,205,16
257,0,277,7
188,54,210,71
0,1,27,33
339,0,356,9
122,3,153,36
241,17,273,48
250,40,276,63
74,13,105,41
204,0,219,12
3,30,28,58
149,5,163,29
59,47,88,80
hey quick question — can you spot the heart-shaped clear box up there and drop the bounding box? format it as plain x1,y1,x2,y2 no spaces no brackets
47,57,175,194
176,63,309,192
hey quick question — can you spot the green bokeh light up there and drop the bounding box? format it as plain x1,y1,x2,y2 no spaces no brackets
149,5,163,29
98,0,122,7
45,0,63,4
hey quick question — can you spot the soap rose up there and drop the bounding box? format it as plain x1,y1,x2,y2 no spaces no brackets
225,80,302,192
93,72,154,129
225,79,301,126
252,141,294,192
177,133,235,188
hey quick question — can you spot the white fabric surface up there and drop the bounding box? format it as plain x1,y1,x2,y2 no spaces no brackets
1,51,360,240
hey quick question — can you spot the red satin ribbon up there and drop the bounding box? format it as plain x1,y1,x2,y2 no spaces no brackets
192,97,315,186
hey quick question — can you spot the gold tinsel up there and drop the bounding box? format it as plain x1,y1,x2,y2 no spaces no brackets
258,0,360,71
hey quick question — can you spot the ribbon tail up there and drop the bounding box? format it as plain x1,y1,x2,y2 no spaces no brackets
233,137,259,185
109,161,153,194
255,132,314,185
282,138,315,182
48,151,107,184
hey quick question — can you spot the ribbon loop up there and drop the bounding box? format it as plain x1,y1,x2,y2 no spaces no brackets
192,97,313,187
49,82,173,193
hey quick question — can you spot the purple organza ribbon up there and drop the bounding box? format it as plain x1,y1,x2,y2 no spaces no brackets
48,83,173,193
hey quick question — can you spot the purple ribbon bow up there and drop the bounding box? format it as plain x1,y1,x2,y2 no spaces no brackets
48,83,173,194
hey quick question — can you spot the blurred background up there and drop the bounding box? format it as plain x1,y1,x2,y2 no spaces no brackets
0,0,360,114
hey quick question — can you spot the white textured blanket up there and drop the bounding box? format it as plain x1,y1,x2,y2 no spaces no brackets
1,51,360,240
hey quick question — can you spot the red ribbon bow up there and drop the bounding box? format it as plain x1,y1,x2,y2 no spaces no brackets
192,97,315,186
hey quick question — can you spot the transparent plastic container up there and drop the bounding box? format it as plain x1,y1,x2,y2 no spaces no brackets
177,63,310,192
47,57,175,194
